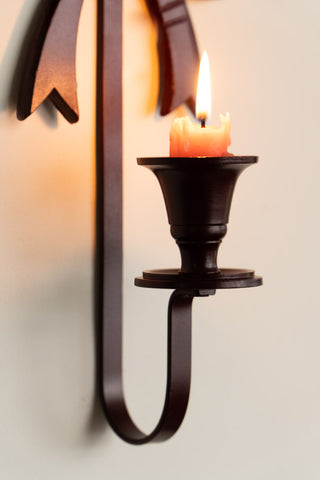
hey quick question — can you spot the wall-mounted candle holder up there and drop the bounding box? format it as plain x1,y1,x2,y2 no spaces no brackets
16,0,262,447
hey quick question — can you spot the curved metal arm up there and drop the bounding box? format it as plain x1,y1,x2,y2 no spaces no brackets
99,290,194,444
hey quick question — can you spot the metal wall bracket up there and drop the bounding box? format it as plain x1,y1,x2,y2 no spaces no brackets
17,0,261,445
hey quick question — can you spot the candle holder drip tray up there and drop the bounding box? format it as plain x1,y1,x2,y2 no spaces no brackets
136,268,261,294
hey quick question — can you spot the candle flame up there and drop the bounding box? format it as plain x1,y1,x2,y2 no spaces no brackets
196,51,212,124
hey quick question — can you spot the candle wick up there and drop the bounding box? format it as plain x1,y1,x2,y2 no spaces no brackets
201,118,206,128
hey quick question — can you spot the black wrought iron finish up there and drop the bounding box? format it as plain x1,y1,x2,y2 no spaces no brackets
17,0,84,123
147,0,199,114
17,0,262,445
136,156,262,291
100,289,194,444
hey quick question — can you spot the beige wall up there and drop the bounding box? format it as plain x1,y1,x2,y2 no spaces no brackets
1,0,320,478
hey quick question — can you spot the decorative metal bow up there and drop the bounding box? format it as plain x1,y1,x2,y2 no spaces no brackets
17,0,199,122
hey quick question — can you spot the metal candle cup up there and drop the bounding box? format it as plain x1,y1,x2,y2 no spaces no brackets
138,156,258,276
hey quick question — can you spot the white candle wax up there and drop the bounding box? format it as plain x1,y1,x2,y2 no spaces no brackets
169,113,231,157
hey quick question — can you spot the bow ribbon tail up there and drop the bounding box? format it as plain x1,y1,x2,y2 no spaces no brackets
17,0,84,124
148,0,200,116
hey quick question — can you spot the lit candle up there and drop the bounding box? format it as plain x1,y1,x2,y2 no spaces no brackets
170,52,231,157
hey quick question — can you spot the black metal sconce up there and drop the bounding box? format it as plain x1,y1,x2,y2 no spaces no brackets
17,0,262,445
